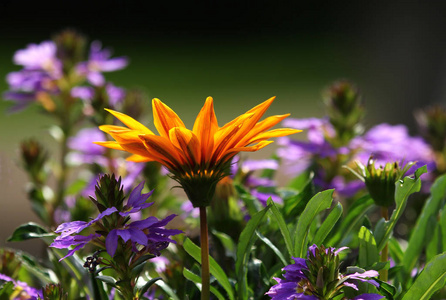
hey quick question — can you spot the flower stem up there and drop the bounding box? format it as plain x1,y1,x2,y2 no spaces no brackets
379,206,389,282
200,206,210,300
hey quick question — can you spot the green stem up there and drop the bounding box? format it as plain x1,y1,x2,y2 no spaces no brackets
379,206,389,282
200,206,210,300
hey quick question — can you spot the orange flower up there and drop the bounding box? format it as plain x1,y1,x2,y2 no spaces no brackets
96,96,300,207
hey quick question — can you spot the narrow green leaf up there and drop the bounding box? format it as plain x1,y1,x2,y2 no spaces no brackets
358,226,379,268
312,202,343,246
294,190,334,258
0,281,14,297
327,194,374,246
96,275,117,287
401,252,446,300
183,238,234,300
212,230,236,259
139,277,162,298
388,237,404,265
376,166,427,252
267,198,293,259
7,222,53,242
183,268,225,300
155,280,180,300
400,172,446,283
235,205,270,300
256,231,287,266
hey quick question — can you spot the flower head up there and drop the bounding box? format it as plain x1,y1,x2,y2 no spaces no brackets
266,245,383,300
96,97,300,207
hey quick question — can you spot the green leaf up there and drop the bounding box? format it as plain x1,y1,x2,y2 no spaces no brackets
7,222,53,241
401,252,446,300
375,279,397,300
267,198,293,259
400,172,446,283
255,231,287,266
139,277,162,298
0,281,14,298
95,275,117,287
328,194,374,246
183,268,225,300
358,226,379,268
293,190,334,258
283,172,315,219
235,205,270,300
376,166,427,252
312,202,343,246
212,230,236,259
388,237,404,265
183,238,234,300
155,280,180,300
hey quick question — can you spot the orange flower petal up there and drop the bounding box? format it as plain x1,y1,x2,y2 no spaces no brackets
126,154,154,162
105,109,153,134
93,141,125,150
152,98,186,138
219,140,274,161
139,134,186,171
99,125,130,133
192,97,218,161
169,127,201,166
246,128,302,145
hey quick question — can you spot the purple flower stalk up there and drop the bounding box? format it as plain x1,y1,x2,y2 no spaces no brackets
266,245,383,300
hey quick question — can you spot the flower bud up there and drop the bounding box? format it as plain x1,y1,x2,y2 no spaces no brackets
363,158,414,207
324,80,364,145
42,283,68,300
20,138,48,184
53,29,87,72
90,174,125,212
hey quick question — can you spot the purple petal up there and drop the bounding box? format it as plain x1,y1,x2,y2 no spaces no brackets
87,72,105,86
106,230,119,257
128,228,148,246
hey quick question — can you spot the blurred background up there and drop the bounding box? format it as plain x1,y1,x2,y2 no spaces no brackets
2,0,446,255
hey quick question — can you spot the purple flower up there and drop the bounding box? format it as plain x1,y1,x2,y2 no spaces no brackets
119,181,154,217
266,245,383,300
71,86,95,102
0,273,43,300
106,83,126,107
106,214,182,257
351,123,435,168
13,41,62,78
76,41,128,86
68,127,108,165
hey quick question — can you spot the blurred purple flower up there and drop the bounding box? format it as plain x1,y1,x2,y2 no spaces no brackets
76,41,128,86
106,83,126,107
0,273,43,300
71,86,95,102
68,127,107,165
13,41,62,78
352,123,435,168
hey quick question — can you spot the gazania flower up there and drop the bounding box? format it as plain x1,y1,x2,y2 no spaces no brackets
96,96,300,207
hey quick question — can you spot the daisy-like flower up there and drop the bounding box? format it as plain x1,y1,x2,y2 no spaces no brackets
96,96,301,207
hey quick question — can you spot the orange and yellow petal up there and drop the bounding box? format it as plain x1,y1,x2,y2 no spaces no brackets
152,98,186,138
169,127,201,166
105,109,153,134
192,97,218,160
139,134,186,171
93,141,125,150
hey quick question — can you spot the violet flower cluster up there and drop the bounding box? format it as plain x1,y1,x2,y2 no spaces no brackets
266,245,383,300
0,273,42,300
4,34,128,112
278,118,435,197
50,178,182,261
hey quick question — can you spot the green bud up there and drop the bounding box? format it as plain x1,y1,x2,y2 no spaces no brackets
41,283,68,300
363,157,415,207
52,29,87,73
20,139,48,184
90,174,125,212
324,80,364,146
